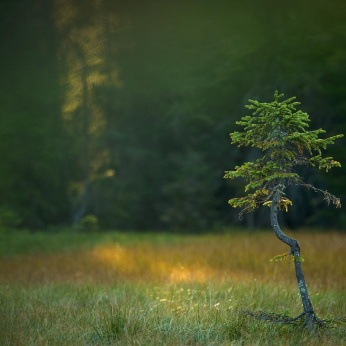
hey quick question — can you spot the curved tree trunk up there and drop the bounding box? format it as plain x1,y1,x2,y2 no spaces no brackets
270,186,316,330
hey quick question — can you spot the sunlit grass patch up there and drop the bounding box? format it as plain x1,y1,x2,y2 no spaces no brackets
1,230,346,289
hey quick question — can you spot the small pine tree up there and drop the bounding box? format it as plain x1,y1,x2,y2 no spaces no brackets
224,91,343,331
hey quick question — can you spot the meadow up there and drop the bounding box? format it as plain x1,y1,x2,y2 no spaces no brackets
0,229,345,345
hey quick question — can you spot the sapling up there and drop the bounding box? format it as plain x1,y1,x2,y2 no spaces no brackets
224,91,343,331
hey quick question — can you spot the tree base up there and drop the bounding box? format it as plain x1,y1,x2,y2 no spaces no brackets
241,309,346,335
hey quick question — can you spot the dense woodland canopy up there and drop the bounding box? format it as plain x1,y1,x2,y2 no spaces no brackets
0,0,346,230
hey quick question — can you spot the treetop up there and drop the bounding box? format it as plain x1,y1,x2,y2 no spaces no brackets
224,91,343,217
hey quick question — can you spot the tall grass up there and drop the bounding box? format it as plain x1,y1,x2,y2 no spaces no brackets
0,230,345,345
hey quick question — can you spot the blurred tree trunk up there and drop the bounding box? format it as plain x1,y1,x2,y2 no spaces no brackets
66,36,91,225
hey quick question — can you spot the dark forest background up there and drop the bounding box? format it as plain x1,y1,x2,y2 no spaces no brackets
1,0,346,231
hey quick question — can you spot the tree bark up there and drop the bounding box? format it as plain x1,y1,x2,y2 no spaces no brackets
270,185,316,330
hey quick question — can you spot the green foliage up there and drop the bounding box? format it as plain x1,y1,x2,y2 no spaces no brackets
0,207,22,228
224,91,343,217
270,252,305,262
294,255,305,262
79,214,99,232
270,252,290,262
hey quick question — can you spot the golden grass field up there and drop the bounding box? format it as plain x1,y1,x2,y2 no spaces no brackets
0,229,345,345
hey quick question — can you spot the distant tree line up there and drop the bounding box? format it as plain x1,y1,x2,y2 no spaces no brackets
0,0,345,230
